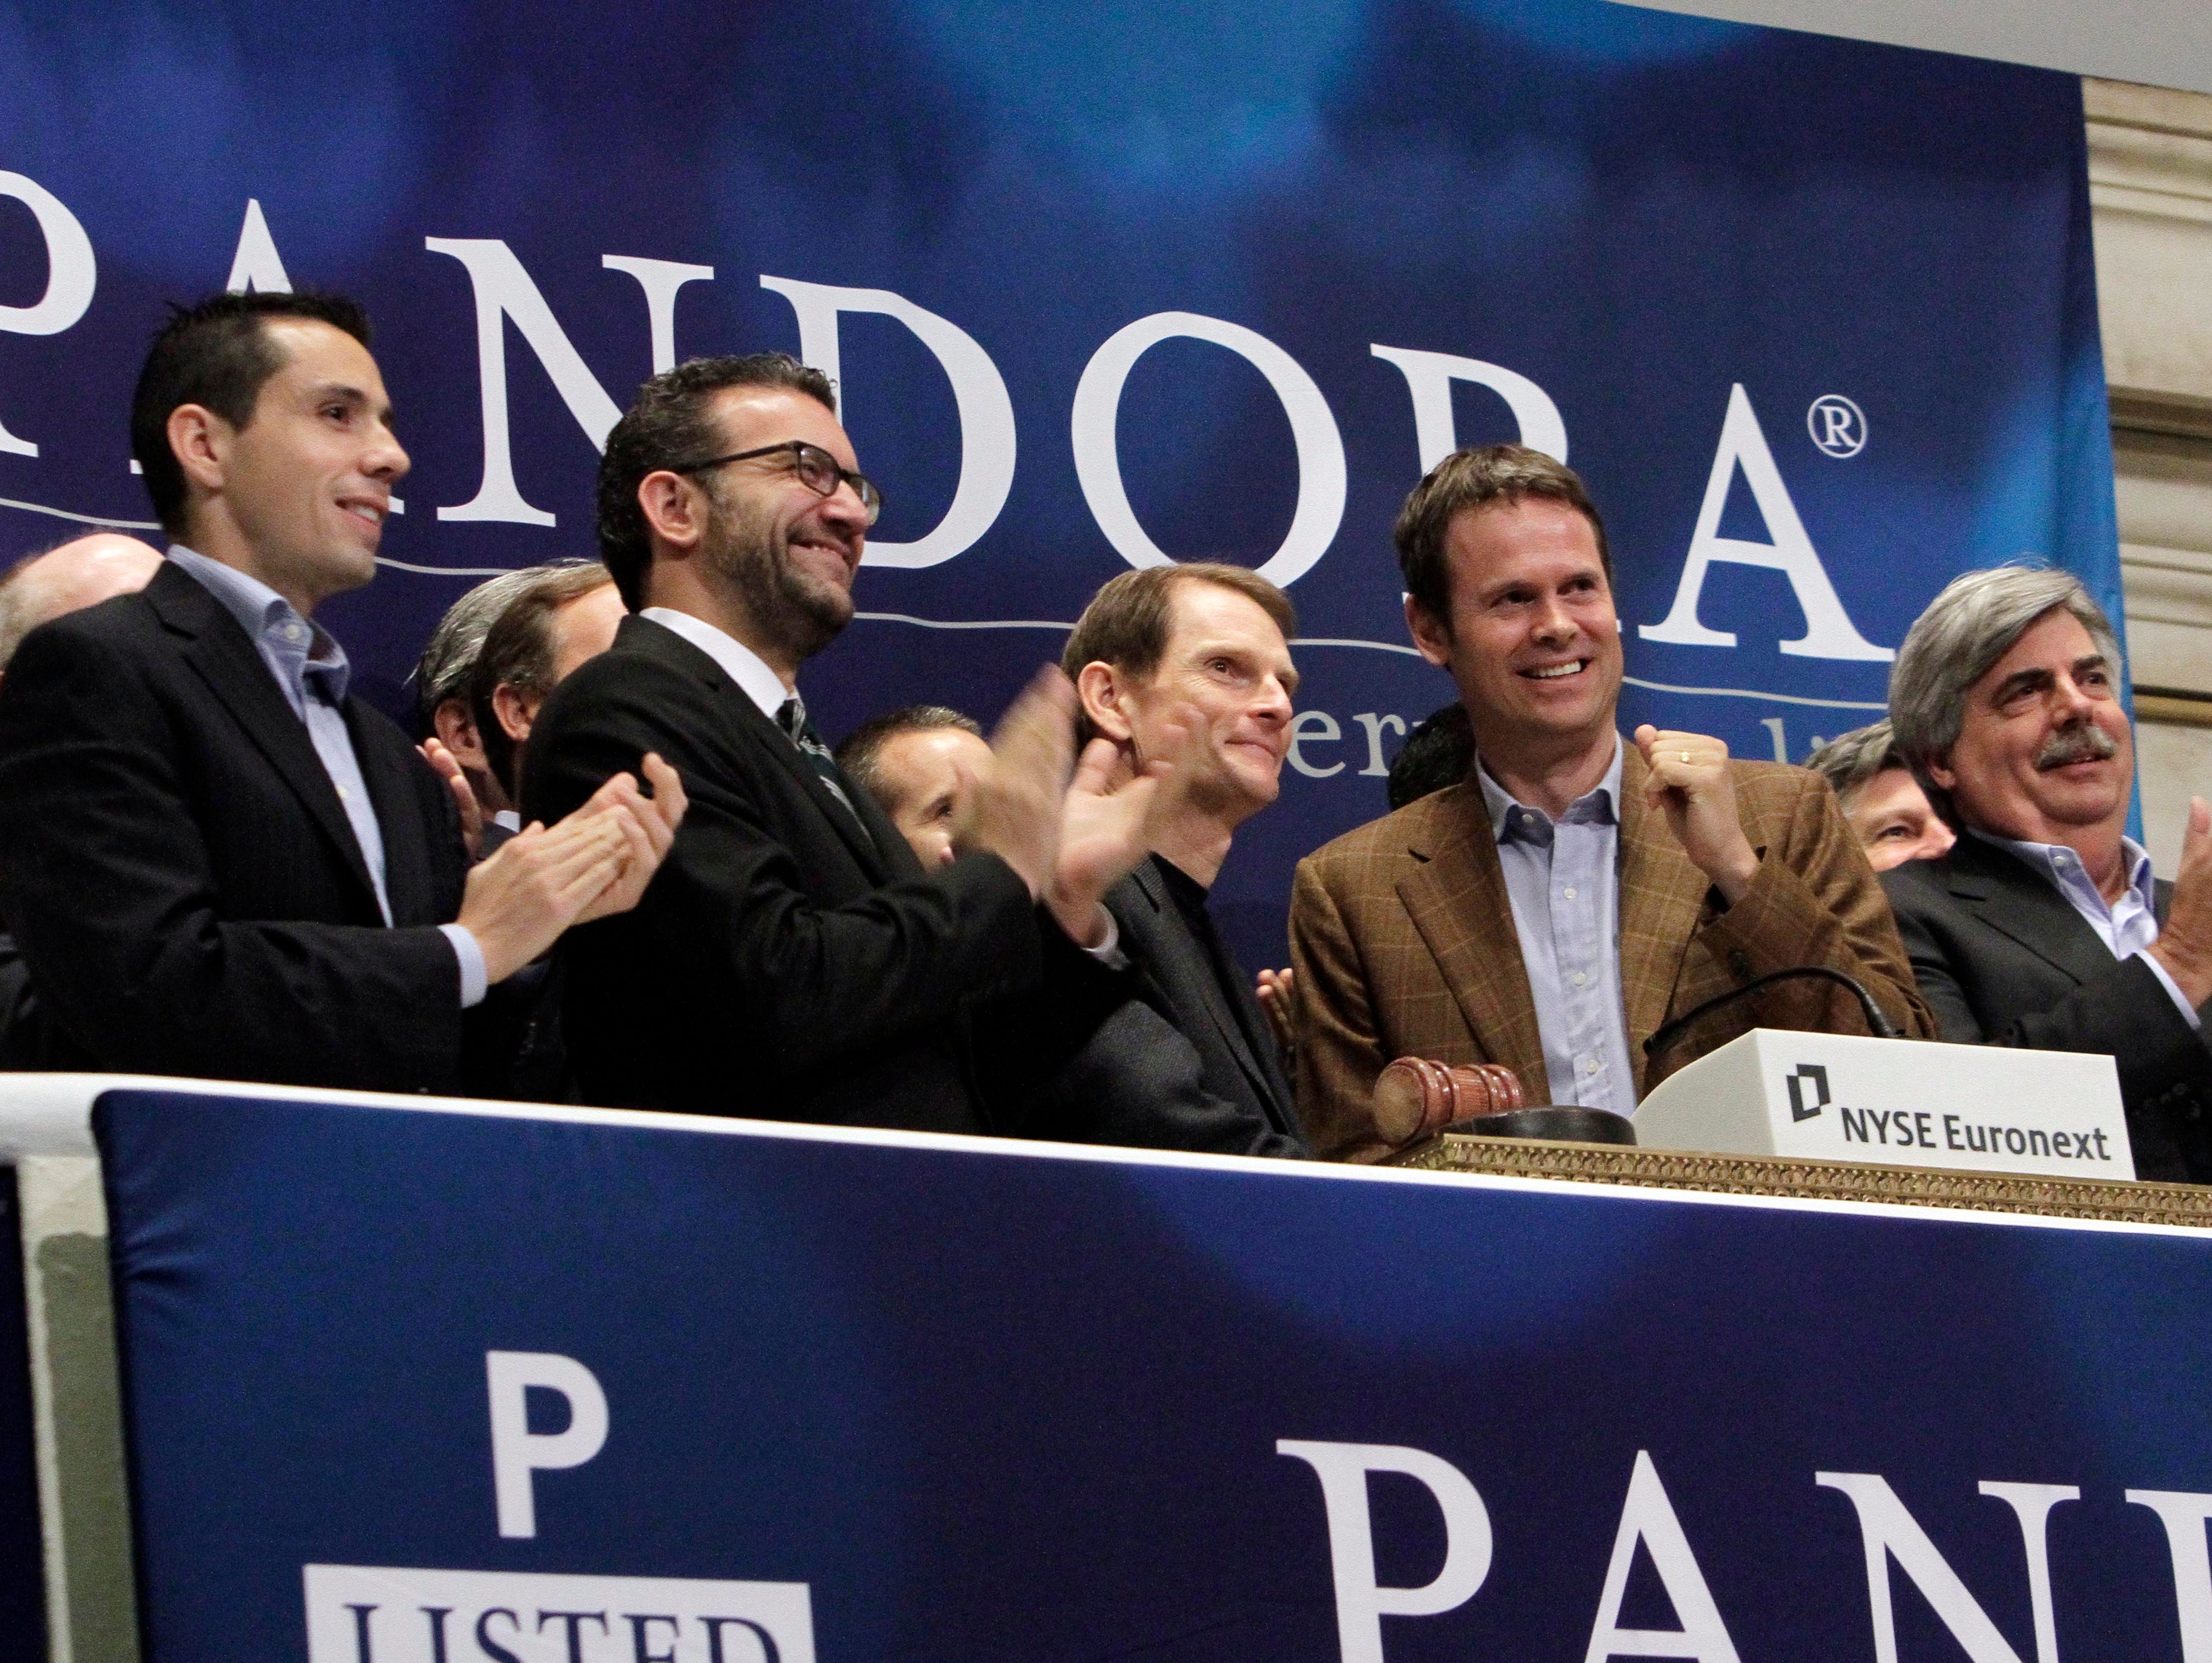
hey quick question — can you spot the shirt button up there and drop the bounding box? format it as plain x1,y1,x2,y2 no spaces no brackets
1563,885,1578,899
1583,1057,1599,1074
1572,970,1588,987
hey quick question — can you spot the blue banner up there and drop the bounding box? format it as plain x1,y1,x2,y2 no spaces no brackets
0,1,2118,964
98,1088,2212,1661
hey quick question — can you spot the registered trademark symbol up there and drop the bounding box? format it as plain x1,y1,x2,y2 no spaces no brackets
1807,394,1866,457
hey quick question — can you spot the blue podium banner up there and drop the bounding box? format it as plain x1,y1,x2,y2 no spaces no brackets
0,0,2118,964
96,1088,2212,1661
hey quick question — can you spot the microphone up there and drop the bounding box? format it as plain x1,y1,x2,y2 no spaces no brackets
1642,965,1901,1064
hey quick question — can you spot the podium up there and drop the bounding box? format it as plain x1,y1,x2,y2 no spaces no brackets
1631,1028,2134,1179
10,1074,2212,1663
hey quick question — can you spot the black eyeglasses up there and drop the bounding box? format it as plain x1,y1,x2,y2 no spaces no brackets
676,441,882,526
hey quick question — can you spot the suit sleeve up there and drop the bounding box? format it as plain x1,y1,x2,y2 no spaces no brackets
526,662,1041,1077
1288,854,1397,1163
1692,771,1936,1041
1004,992,1304,1157
1885,868,2212,1116
0,624,465,1091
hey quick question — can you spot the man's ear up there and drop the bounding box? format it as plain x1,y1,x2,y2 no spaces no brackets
1404,593,1453,670
431,697,491,777
636,470,707,553
1926,752,1957,792
491,682,543,746
1075,660,1134,744
166,404,231,498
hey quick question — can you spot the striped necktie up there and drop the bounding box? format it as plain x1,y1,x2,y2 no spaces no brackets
776,695,874,846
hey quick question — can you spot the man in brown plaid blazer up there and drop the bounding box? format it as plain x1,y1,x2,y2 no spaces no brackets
1290,446,1932,1162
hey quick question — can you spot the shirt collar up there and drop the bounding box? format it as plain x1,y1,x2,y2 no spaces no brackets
1970,826,2156,913
1476,735,1623,844
639,606,792,724
166,544,349,702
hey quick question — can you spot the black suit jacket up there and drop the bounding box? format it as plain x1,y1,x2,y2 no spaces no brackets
0,560,482,1092
986,858,1305,1158
522,613,1044,1132
1882,834,2212,1183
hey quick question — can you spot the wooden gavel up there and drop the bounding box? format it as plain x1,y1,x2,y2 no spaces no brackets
1372,1057,1528,1146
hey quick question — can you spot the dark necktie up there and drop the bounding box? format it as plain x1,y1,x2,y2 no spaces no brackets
776,695,874,846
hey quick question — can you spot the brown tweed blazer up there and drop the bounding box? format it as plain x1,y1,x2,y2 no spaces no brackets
1288,743,1934,1161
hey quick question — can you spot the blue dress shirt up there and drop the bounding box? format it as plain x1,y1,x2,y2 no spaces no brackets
164,546,486,1006
1475,738,1637,1115
1972,828,2197,1029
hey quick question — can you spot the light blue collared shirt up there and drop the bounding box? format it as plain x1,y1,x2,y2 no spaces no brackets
1973,828,2197,1029
1476,738,1637,1116
165,546,486,1006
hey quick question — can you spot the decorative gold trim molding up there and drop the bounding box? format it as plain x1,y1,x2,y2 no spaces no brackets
2136,690,2212,726
1389,1135,2212,1229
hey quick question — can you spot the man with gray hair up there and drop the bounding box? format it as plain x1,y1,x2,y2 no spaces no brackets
412,565,551,816
1803,719,1955,872
1884,563,2212,1182
0,531,163,677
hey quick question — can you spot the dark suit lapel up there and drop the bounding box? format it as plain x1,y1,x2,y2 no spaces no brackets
1948,834,2119,989
150,565,382,913
1395,781,1548,1090
626,616,890,883
1135,861,1289,1127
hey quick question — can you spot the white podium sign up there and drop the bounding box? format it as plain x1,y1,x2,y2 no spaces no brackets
1633,1029,2134,1181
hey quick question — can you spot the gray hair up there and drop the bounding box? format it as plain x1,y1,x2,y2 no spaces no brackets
1803,719,1905,807
411,564,581,729
1889,564,2124,788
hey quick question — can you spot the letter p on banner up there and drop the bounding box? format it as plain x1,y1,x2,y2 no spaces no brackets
486,1351,609,1538
1278,1439,1492,1663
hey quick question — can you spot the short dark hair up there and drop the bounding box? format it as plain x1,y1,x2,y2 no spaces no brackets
597,352,839,611
469,562,616,798
1386,702,1475,810
1060,563,1297,745
835,705,984,814
1803,719,1907,809
131,290,373,538
1393,444,1610,623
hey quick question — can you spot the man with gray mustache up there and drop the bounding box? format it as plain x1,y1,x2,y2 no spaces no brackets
1885,565,2212,1183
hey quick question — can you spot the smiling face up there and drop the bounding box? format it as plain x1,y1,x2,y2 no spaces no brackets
1094,579,1299,825
1929,608,2133,845
1841,766,1957,871
694,385,868,663
199,318,408,613
1405,497,1622,766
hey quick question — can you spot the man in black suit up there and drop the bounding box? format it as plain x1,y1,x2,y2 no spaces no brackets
525,352,1164,1132
0,290,681,1094
986,564,1306,1157
1884,564,2212,1182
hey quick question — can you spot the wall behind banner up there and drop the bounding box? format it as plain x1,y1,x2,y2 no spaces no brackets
0,0,2119,966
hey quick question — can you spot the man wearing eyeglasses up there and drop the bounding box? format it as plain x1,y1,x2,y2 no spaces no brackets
525,352,1164,1130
